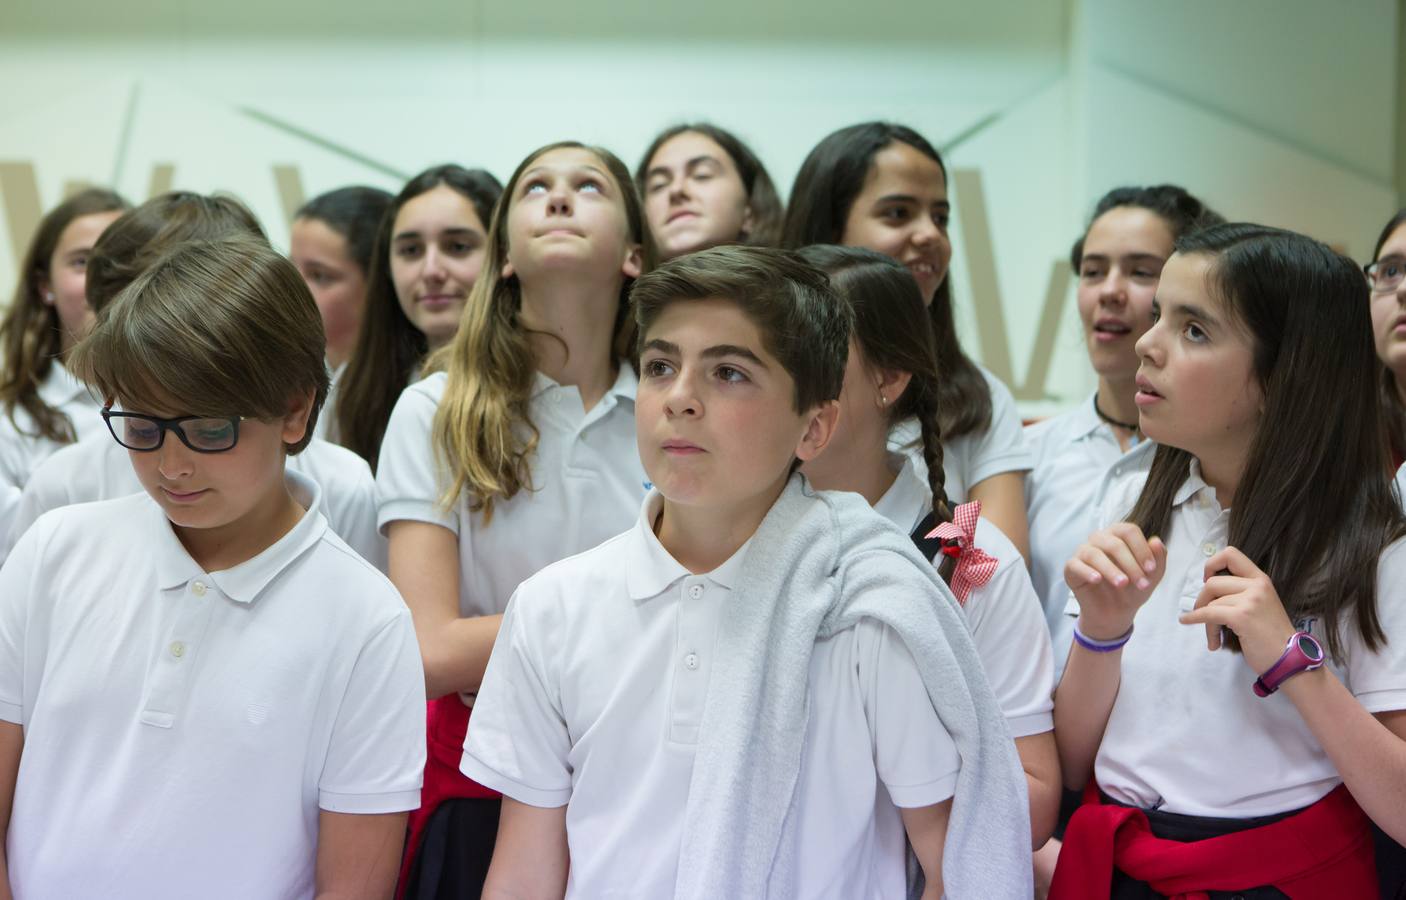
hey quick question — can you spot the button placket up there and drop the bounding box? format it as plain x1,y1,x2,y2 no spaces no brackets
669,578,711,744
140,579,218,728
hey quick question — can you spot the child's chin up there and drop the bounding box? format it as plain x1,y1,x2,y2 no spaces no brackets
651,475,710,508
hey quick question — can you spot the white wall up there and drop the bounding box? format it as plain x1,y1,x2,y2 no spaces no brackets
0,0,1398,417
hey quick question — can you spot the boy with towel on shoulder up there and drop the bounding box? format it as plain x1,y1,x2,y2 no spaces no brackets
463,245,1030,899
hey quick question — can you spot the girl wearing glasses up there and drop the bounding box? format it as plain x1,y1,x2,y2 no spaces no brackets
1368,211,1406,473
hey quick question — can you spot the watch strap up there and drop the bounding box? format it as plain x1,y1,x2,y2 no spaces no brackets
1253,632,1324,697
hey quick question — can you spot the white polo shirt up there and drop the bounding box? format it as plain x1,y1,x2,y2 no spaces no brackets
0,470,426,900
0,364,103,550
461,491,960,899
376,368,647,618
1068,459,1406,817
4,430,384,569
889,364,1032,504
1024,395,1153,670
1395,463,1405,510
872,453,1054,738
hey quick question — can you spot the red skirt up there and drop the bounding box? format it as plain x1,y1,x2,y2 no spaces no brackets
1050,783,1377,900
396,695,500,895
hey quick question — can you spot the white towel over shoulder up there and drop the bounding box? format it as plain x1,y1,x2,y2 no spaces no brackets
674,475,1031,900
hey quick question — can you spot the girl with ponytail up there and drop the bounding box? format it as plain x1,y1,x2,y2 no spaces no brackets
797,244,1060,850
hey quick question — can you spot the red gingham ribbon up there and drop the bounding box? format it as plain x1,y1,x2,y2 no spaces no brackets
924,501,998,604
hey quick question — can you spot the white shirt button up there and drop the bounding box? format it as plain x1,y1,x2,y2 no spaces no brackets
684,652,699,670
191,581,207,597
1202,542,1216,557
688,584,704,600
170,641,186,659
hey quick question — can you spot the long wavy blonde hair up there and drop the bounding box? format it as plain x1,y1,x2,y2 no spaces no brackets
429,141,657,520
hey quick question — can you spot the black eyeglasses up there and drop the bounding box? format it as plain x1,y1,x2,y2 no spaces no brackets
102,407,246,453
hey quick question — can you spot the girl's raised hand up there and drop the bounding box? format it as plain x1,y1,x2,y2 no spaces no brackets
1064,523,1168,639
1180,546,1297,673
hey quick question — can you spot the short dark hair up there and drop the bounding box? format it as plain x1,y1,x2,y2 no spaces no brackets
87,192,267,313
294,185,394,276
632,245,851,413
1069,184,1224,271
70,236,329,455
635,123,783,247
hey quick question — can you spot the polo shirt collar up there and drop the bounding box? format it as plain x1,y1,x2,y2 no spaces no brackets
36,362,93,408
872,452,930,533
1173,457,1214,508
626,490,752,600
1066,391,1106,442
153,469,328,605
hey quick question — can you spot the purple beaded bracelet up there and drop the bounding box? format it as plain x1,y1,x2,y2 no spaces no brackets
1072,622,1134,653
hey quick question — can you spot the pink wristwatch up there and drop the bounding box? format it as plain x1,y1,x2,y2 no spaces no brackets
1253,631,1325,697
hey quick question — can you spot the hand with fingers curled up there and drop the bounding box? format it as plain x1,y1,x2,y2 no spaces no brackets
1178,546,1298,673
1064,523,1169,643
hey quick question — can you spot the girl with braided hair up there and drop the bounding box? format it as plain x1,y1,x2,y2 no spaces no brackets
797,244,1060,851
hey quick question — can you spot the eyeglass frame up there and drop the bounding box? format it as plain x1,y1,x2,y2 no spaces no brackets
1364,255,1406,294
101,406,248,453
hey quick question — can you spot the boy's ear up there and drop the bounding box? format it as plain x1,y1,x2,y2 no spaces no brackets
794,399,841,463
280,389,316,448
621,243,643,280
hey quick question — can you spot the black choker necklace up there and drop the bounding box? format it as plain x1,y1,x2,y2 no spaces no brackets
1093,394,1139,432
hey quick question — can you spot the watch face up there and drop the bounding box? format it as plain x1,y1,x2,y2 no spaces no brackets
1296,634,1325,663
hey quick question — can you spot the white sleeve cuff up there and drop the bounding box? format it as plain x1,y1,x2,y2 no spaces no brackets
376,500,458,536
319,787,421,814
1005,711,1054,739
460,751,571,809
883,767,960,809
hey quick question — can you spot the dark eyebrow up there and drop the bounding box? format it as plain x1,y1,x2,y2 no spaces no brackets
1080,252,1166,265
640,339,769,369
645,155,722,183
394,226,482,240
874,193,949,209
522,164,611,182
701,344,769,368
1155,298,1221,328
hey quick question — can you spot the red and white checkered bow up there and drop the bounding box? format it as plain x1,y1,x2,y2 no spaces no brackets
924,500,998,605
